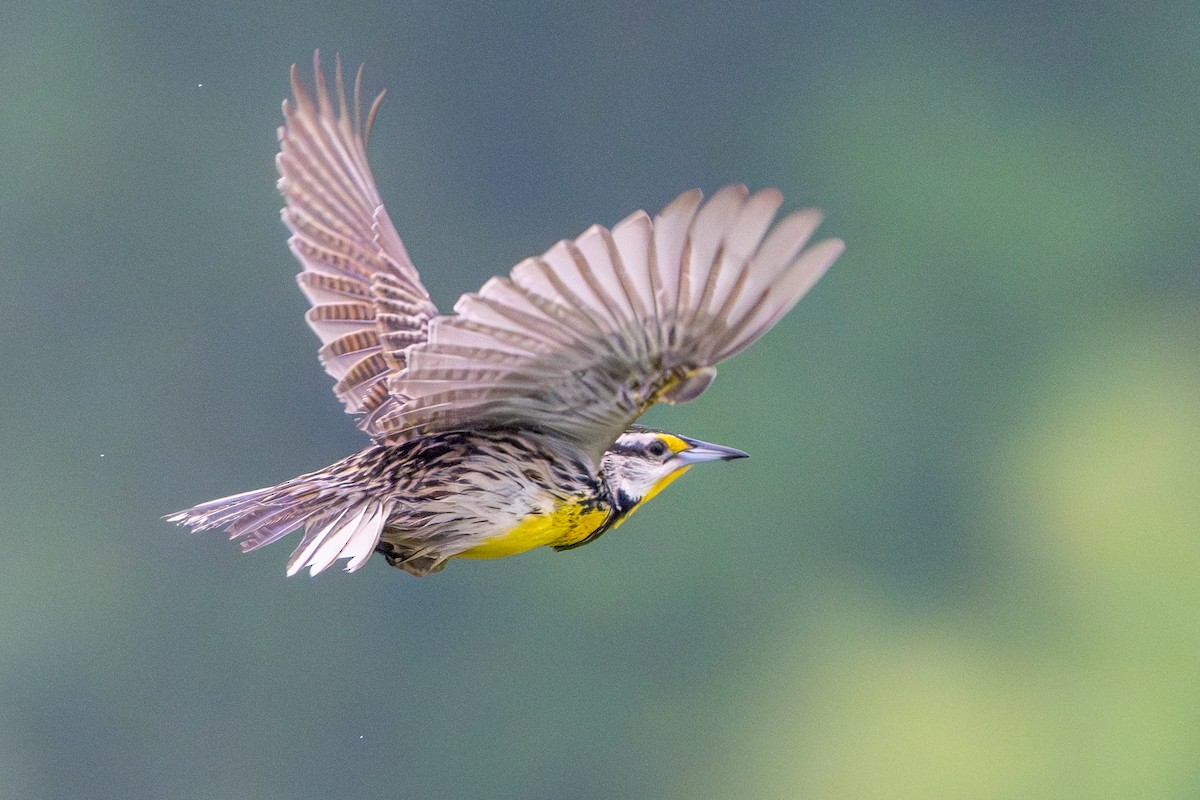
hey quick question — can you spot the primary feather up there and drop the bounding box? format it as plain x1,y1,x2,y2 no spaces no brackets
277,52,437,430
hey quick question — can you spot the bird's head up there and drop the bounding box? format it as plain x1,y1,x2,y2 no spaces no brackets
600,428,748,516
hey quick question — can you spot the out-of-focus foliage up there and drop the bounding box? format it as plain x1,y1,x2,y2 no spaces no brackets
2,2,1196,798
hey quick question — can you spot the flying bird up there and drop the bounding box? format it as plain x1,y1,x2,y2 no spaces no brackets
166,53,844,577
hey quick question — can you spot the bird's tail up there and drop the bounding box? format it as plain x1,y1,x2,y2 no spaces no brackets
165,458,390,576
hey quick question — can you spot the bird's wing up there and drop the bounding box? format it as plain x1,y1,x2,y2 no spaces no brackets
277,52,437,435
375,185,844,464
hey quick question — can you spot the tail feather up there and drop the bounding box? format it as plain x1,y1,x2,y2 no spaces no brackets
288,501,373,576
234,507,324,552
285,502,358,576
166,487,274,531
165,476,389,576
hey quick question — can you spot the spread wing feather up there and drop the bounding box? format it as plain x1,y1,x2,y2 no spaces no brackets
377,185,843,464
277,56,841,461
277,52,437,434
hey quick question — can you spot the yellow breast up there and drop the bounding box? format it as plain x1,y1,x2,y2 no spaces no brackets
455,499,611,559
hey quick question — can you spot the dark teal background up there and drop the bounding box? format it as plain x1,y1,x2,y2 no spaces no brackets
3,2,1198,797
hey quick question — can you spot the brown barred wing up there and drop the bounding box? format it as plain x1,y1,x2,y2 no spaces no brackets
278,52,437,435
376,185,844,465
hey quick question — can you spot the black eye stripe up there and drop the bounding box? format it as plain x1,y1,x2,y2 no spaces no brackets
609,433,675,460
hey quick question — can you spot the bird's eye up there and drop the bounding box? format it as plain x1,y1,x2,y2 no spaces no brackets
647,440,668,458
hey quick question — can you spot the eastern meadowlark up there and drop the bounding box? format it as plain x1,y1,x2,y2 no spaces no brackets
166,53,844,577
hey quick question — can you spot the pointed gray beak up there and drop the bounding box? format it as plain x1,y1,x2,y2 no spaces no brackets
675,436,750,464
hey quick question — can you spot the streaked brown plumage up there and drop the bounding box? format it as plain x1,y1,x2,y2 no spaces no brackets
166,52,843,577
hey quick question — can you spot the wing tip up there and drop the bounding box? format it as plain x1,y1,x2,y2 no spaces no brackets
664,187,704,213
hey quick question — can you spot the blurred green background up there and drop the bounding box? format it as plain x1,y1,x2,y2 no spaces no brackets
3,1,1198,798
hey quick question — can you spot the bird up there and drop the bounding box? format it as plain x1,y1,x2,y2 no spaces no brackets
165,52,844,577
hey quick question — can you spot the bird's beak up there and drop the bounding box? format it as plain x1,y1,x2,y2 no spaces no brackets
675,436,750,464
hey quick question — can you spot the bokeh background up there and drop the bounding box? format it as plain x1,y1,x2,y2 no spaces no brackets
3,1,1198,798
